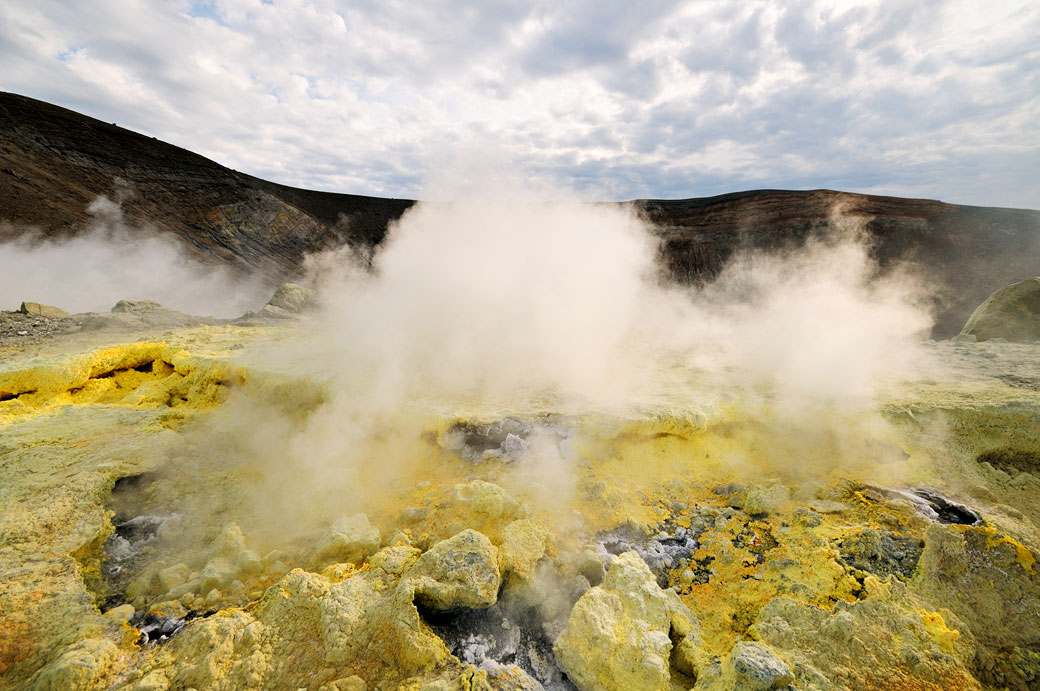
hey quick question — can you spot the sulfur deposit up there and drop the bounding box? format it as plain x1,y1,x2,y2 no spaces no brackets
0,316,1038,691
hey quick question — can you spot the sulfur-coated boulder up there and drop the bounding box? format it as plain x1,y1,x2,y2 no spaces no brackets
407,529,501,612
725,642,794,690
314,514,381,564
266,283,316,314
499,519,551,583
446,480,523,540
19,301,69,318
553,551,701,691
960,277,1040,342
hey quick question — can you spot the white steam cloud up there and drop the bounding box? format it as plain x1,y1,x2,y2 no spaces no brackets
291,184,932,416
0,195,267,317
207,179,935,537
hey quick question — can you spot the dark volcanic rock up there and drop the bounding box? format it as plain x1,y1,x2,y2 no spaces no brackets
3,91,1039,338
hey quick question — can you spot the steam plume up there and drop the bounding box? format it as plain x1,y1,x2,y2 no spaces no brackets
0,194,266,317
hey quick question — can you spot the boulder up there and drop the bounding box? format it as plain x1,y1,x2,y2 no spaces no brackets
407,529,501,611
267,283,316,314
725,642,794,690
499,519,551,583
256,304,295,320
451,480,522,523
960,277,1040,342
314,514,381,564
553,551,701,691
19,301,69,318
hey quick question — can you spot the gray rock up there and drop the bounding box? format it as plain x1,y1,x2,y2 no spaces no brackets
727,641,794,690
267,282,316,313
407,529,500,611
257,303,295,319
961,277,1040,343
314,514,381,564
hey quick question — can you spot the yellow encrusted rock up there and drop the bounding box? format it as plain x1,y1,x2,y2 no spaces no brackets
407,529,501,612
553,551,700,691
499,519,551,584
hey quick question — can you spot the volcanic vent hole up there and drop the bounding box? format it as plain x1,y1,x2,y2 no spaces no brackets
97,473,180,605
906,489,983,526
419,602,576,691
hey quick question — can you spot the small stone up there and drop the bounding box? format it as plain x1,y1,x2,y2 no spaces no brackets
105,604,135,621
236,549,263,574
147,600,187,621
198,558,235,593
500,519,551,583
451,480,521,521
112,299,163,313
793,507,823,527
322,676,367,691
215,522,247,556
420,682,451,691
403,507,428,521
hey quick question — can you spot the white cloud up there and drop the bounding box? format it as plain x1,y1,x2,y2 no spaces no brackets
0,0,1037,207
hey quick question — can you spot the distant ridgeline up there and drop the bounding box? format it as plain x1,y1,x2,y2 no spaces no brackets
2,91,1038,337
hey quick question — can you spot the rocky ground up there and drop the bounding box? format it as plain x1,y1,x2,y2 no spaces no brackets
1,314,1038,691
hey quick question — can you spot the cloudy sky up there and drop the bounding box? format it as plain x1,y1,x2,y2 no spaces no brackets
1,0,1037,207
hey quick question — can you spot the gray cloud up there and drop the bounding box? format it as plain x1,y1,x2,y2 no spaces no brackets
0,0,1037,207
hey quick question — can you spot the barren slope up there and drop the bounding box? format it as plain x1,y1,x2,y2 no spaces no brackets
2,91,1039,337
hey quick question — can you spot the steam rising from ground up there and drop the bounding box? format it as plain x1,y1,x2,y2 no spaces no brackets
202,182,935,539
298,186,932,412
0,195,266,317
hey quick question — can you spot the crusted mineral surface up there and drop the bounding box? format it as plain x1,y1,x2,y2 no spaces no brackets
1,326,1039,691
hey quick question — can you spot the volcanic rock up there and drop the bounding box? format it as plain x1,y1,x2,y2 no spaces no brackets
724,641,794,690
266,282,316,313
553,551,701,691
499,519,552,584
314,514,381,564
960,276,1040,342
19,301,69,318
0,92,413,282
407,529,501,612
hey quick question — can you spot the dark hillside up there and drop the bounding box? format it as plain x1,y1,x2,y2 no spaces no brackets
2,91,1037,336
